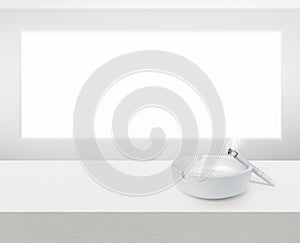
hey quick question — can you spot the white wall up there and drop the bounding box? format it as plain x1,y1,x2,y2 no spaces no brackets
0,0,300,9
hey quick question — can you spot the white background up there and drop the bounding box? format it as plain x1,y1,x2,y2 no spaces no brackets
1,0,300,8
21,31,281,139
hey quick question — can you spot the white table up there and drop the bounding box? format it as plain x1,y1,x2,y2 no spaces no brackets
0,160,297,212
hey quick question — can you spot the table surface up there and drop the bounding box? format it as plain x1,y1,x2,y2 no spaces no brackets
0,160,298,212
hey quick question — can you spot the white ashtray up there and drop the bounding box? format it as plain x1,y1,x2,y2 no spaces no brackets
171,155,252,199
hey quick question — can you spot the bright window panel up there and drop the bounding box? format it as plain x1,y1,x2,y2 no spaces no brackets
21,31,281,138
